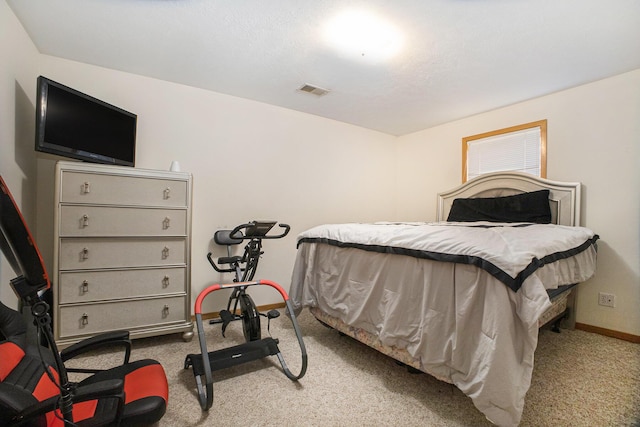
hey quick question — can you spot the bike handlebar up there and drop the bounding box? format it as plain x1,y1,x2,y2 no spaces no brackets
207,252,235,273
207,221,291,274
229,222,290,240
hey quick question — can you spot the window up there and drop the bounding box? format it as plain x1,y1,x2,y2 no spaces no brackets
462,120,547,182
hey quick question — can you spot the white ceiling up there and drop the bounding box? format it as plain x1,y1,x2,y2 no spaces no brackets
7,0,640,136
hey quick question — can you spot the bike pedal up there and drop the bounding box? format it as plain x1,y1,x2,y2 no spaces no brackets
219,310,234,323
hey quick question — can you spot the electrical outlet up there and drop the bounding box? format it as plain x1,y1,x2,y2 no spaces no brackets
598,292,616,308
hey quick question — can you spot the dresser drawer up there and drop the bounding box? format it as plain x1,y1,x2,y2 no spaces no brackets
59,205,187,237
60,171,188,207
58,296,187,338
58,267,186,304
59,237,186,270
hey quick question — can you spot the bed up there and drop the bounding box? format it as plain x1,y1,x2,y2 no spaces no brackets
288,172,598,426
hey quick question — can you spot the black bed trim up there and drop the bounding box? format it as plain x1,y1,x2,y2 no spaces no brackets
297,235,599,292
547,283,578,299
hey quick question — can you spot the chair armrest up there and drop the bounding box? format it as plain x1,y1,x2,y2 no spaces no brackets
10,380,124,426
61,330,131,365
73,378,124,402
8,395,59,426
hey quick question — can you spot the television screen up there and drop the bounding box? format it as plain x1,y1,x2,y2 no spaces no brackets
35,76,137,167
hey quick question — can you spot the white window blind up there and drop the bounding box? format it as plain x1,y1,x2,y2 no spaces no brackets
463,120,546,182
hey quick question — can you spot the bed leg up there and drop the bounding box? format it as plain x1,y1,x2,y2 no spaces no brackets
551,306,573,333
548,288,578,333
561,289,577,330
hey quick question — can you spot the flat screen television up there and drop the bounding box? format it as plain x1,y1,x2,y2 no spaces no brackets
35,76,137,167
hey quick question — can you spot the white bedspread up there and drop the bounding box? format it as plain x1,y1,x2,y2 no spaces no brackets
289,222,598,426
296,221,598,292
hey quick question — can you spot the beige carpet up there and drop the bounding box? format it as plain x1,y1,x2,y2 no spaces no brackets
66,309,640,426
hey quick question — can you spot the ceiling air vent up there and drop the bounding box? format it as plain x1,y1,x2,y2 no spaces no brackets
297,84,330,97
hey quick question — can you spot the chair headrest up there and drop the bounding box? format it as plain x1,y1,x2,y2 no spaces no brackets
0,176,50,301
0,301,26,348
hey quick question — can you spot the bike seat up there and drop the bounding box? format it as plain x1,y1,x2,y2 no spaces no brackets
218,255,242,265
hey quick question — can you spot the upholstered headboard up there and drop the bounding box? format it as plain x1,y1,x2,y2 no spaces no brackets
436,172,582,226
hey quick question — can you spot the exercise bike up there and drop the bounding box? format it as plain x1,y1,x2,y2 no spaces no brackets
184,221,307,411
207,221,289,340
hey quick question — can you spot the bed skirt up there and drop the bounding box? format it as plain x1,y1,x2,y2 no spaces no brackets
308,286,573,383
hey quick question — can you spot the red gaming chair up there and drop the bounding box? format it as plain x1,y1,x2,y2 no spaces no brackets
0,175,168,426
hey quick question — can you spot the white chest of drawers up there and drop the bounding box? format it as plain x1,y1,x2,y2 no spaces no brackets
52,161,194,346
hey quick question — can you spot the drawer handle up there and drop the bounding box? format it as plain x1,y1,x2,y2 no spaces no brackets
82,182,91,194
81,280,89,294
81,313,89,326
81,214,90,228
162,246,170,259
81,248,89,261
162,304,170,317
162,275,170,287
163,187,171,199
163,217,171,229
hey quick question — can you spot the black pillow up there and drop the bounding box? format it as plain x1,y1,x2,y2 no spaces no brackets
447,189,552,223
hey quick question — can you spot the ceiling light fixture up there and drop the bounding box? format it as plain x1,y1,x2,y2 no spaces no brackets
323,10,404,62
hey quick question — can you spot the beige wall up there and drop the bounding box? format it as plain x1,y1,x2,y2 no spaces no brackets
33,56,397,313
0,1,40,305
397,69,640,336
2,2,638,336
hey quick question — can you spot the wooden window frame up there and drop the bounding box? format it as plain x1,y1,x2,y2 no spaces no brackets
462,120,547,182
